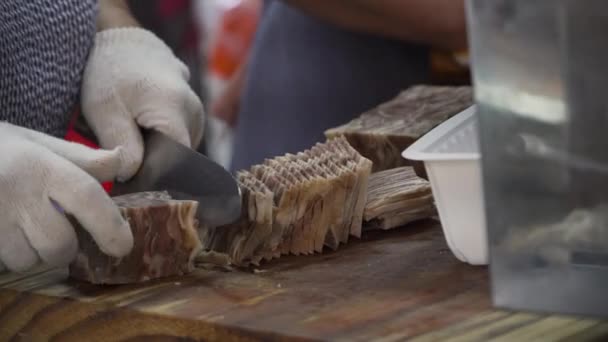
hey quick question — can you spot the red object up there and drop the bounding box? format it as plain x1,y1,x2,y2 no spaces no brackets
64,111,114,193
157,0,189,18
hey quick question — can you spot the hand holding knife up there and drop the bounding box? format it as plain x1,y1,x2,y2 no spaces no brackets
111,129,242,228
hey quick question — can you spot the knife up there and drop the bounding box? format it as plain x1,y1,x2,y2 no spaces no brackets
110,129,242,227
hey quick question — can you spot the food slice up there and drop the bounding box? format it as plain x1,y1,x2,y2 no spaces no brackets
363,167,436,230
69,192,201,284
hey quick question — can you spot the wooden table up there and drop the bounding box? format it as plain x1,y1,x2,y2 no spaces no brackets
0,221,606,341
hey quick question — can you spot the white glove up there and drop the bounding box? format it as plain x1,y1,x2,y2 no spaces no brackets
81,27,205,181
0,122,134,273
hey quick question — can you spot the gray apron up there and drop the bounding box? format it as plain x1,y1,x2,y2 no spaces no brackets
230,1,430,172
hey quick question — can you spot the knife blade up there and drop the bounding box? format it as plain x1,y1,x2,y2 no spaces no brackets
110,129,242,227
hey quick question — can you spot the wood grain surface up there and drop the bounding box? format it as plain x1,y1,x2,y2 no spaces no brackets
0,221,604,341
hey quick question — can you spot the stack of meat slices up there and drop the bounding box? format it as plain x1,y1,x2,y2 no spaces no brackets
200,136,373,267
363,167,436,230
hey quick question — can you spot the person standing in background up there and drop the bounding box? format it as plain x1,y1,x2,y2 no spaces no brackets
211,0,468,172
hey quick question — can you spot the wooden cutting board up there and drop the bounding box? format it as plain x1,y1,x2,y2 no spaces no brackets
0,221,604,341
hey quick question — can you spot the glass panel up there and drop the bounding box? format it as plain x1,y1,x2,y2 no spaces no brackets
467,0,608,317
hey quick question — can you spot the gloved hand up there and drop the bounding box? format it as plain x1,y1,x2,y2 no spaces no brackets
81,27,205,182
0,122,134,273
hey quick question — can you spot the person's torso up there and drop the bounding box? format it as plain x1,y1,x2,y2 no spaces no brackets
231,1,431,171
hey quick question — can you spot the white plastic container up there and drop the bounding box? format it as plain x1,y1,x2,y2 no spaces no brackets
403,105,488,265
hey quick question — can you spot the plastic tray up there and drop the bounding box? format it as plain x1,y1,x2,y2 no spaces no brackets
403,105,488,265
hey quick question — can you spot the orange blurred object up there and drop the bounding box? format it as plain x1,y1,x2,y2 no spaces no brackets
208,0,261,79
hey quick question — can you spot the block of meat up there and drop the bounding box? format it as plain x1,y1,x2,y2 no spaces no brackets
197,136,373,267
325,85,473,175
364,167,436,230
69,192,202,285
